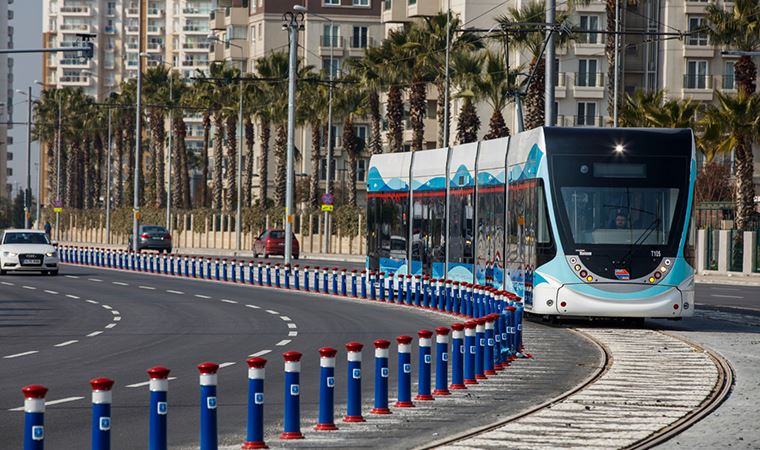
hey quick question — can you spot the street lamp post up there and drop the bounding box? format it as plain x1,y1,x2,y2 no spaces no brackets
293,4,334,254
282,10,304,265
133,0,144,252
16,87,33,228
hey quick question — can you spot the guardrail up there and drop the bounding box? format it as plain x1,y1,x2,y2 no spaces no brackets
21,246,528,450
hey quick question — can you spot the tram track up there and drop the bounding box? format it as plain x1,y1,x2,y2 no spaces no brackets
420,327,733,450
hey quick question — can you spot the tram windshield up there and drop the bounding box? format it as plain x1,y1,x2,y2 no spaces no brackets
560,187,679,245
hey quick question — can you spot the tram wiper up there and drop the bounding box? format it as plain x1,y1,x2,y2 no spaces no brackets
622,218,660,266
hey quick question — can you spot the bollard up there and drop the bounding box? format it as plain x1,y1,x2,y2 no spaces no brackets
422,276,430,307
493,309,505,371
315,347,338,431
395,336,414,407
368,272,375,301
323,267,329,294
405,275,413,305
214,258,221,281
90,378,114,450
280,352,304,440
414,275,421,306
415,330,434,401
247,261,254,285
22,384,47,450
484,315,497,376
463,321,477,385
242,357,268,449
303,266,310,292
450,323,466,390
275,264,282,288
360,270,367,299
433,327,451,396
284,264,291,289
183,256,190,277
257,262,263,286
341,269,348,297
207,258,213,279
443,280,452,312
332,268,339,295
370,339,391,414
148,366,171,450
516,301,525,355
506,305,516,360
430,279,439,309
265,263,272,287
230,260,237,283
197,362,219,450
387,273,396,303
344,342,365,422
465,283,473,317
378,272,386,301
293,265,300,290
475,318,487,380
350,270,357,298
312,266,320,292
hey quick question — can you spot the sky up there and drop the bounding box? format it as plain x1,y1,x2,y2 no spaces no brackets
8,0,42,202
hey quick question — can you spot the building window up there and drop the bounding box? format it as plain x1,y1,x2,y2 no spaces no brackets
409,0,417,5
324,0,340,5
577,59,599,87
351,26,368,48
685,60,709,89
383,0,391,11
323,24,341,47
322,57,341,78
554,58,560,86
353,0,369,5
357,160,367,182
723,61,736,90
6,152,12,161
576,102,596,126
354,125,368,147
320,158,337,181
688,16,708,46
578,15,599,44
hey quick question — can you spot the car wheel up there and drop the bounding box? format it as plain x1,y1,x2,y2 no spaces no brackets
294,254,299,260
264,253,269,259
50,270,59,276
0,269,6,276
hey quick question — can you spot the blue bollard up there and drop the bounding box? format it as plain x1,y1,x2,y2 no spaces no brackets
293,265,300,290
322,268,329,293
198,362,219,450
274,264,281,288
453,282,463,315
405,275,413,305
464,321,478,385
450,323,466,390
421,276,429,307
493,309,505,371
148,366,171,450
360,270,367,299
214,258,221,281
22,384,47,450
475,318,487,380
466,284,474,317
415,330,434,401
341,269,347,296
484,315,497,376
242,357,267,449
516,301,525,355
90,378,114,450
388,274,396,303
231,260,238,283
206,258,213,279
191,258,197,278
444,280,452,312
433,327,451,396
430,278,439,309
257,262,263,286
222,259,229,282
311,266,319,292
248,261,255,285
238,261,245,283
367,272,375,300
370,339,391,414
332,268,338,295
149,254,155,273
505,305,516,361
378,272,386,301
394,335,414,408
284,264,291,289
315,347,338,431
303,266,311,291
265,263,272,287
414,275,422,306
280,351,304,440
344,342,365,422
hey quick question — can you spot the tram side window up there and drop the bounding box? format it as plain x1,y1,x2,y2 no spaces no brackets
507,179,553,269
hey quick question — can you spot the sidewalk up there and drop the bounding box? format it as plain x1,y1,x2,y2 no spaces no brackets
696,272,760,287
57,241,365,264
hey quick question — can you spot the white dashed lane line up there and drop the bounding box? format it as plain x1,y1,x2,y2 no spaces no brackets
166,290,184,295
249,349,272,357
125,377,177,388
287,323,297,329
111,310,120,315
219,362,236,369
113,316,121,321
44,290,58,294
22,286,36,290
276,339,291,346
86,331,103,337
86,299,99,304
221,299,238,304
266,310,279,315
139,285,156,290
195,294,211,299
66,294,80,299
88,278,102,282
710,294,744,299
3,350,38,359
65,275,79,279
289,331,298,337
245,304,260,309
54,340,78,347
8,396,85,412
1,281,13,286
105,323,117,329
101,305,112,310
112,281,128,286
280,316,291,321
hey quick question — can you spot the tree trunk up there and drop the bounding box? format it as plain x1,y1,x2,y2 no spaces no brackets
525,58,545,130
343,117,358,207
243,117,254,208
212,113,224,210
114,127,124,208
735,55,757,97
456,98,480,144
369,91,383,155
310,122,322,208
435,79,448,148
200,112,211,208
484,110,510,140
224,114,237,212
606,0,617,117
65,141,79,208
83,137,93,209
171,116,185,209
274,124,287,207
258,119,270,206
734,137,755,230
409,80,427,152
387,85,404,152
150,109,165,209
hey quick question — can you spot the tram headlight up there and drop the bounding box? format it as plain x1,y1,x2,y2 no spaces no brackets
654,271,662,279
585,276,593,282
648,277,655,283
579,270,588,278
574,264,581,271
660,266,667,272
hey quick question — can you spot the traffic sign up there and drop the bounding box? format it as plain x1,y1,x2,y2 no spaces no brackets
52,199,63,208
53,207,62,213
321,205,334,212
321,193,334,205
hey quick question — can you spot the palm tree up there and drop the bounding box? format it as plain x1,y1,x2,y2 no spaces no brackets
298,70,329,207
143,66,172,208
700,91,760,230
452,51,484,144
476,50,520,139
706,0,760,97
350,49,383,155
377,28,408,152
618,89,665,127
169,72,191,209
335,74,368,206
33,88,67,206
190,69,217,207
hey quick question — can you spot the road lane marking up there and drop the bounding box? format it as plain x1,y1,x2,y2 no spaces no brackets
249,349,272,357
710,294,744,299
289,331,298,337
125,377,177,388
166,290,184,295
245,304,260,309
276,339,291,346
266,310,279,315
280,316,291,321
1,281,13,285
139,285,156,290
219,362,236,369
195,294,211,299
86,300,99,304
3,350,38,359
88,278,102,282
287,323,297,329
105,323,117,329
22,286,36,290
101,305,112,310
113,281,128,286
113,316,121,321
86,331,103,337
221,299,238,304
66,294,80,299
44,290,58,294
9,397,85,412
54,340,78,347
65,275,79,279
111,310,120,315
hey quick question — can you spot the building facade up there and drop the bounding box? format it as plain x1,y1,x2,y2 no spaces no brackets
0,0,13,199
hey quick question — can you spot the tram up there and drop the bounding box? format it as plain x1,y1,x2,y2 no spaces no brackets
366,127,696,318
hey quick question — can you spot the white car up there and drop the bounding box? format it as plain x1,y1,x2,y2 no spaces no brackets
0,229,59,276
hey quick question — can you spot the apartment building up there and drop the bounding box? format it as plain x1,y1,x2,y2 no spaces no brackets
208,0,384,206
0,0,13,199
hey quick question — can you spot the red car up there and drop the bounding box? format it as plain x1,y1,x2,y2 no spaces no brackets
253,229,300,259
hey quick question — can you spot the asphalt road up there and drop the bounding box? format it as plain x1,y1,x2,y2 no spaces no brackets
694,282,760,312
0,264,598,449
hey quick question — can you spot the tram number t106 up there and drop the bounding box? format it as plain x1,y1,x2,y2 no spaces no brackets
651,250,662,257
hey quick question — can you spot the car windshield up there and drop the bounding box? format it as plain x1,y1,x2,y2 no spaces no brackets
270,231,285,239
3,232,51,245
142,226,167,233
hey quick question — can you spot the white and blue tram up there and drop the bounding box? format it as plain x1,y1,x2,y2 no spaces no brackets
366,127,696,318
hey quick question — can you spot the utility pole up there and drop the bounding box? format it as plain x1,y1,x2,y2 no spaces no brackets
613,0,620,127
545,0,556,127
106,107,112,244
133,0,146,250
24,86,32,228
55,95,62,240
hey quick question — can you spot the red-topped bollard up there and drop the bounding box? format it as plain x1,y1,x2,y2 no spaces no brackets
433,327,451,396
148,366,171,450
22,384,48,450
344,342,365,422
315,347,338,431
197,362,219,450
90,378,114,450
395,335,414,407
242,357,267,449
280,352,304,440
371,339,392,414
415,330,434,401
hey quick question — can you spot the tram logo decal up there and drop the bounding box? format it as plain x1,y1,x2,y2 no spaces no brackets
614,269,630,280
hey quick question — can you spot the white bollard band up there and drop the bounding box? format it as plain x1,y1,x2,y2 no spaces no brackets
24,398,45,413
92,391,112,404
320,357,336,368
248,368,265,380
285,361,301,373
398,343,411,353
149,379,169,392
200,373,218,386
436,335,450,344
452,330,464,339
347,351,362,362
418,338,432,347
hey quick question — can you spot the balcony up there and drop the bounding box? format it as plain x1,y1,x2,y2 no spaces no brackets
555,72,567,99
320,36,345,56
60,57,89,67
59,75,90,85
183,5,212,16
407,0,437,17
683,41,714,58
382,0,410,23
104,25,117,34
574,32,604,56
182,59,209,67
210,8,226,31
60,5,91,15
572,0,606,12
147,8,164,18
572,72,605,98
182,41,209,51
126,59,139,68
147,41,162,52
126,7,139,17
126,25,139,34
147,25,165,35
348,36,376,56
183,24,210,34
682,73,714,101
60,23,91,33
573,115,604,127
